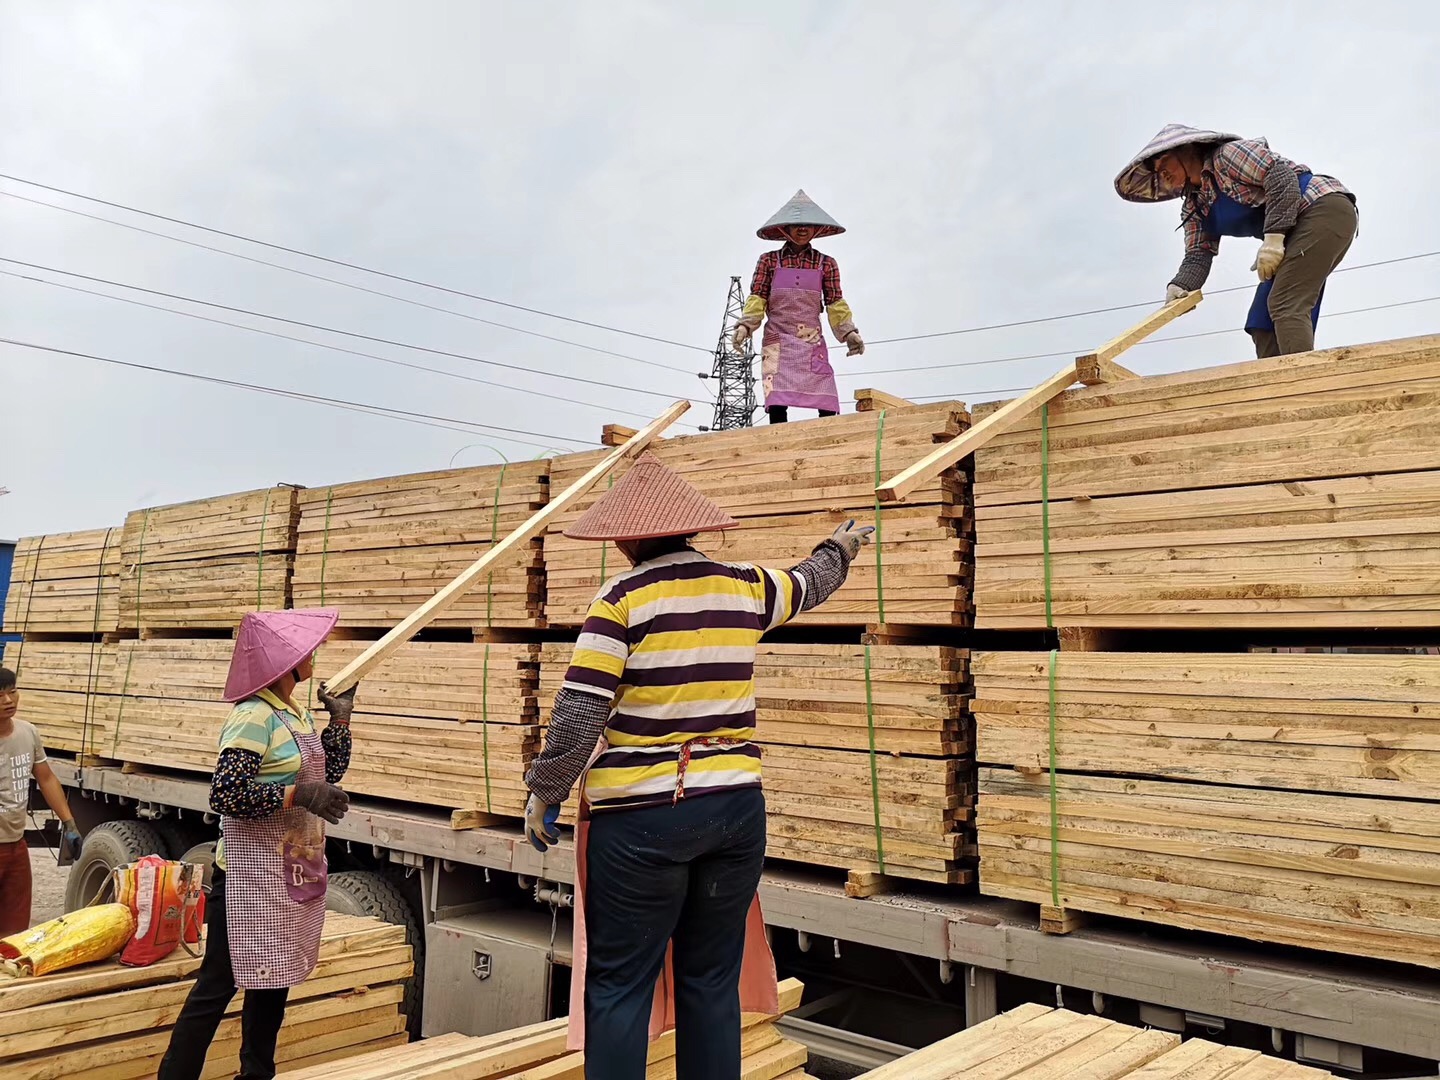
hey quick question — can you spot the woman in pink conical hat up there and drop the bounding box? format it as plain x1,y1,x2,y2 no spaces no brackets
732,190,865,425
158,608,359,1080
522,454,873,1080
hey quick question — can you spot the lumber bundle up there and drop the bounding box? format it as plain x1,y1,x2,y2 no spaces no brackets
538,643,974,884
119,487,299,631
1,529,122,635
292,464,549,630
973,651,1440,799
857,1002,1330,1078
0,913,410,1080
285,977,811,1080
971,335,1440,628
544,404,971,628
0,640,111,755
976,767,1440,968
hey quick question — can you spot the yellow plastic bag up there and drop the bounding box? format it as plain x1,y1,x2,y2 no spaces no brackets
0,903,136,977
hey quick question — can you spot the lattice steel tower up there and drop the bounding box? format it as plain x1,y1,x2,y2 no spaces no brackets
704,276,757,430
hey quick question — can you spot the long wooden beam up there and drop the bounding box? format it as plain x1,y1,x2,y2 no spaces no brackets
1076,289,1202,369
854,388,915,413
876,363,1079,503
323,401,690,694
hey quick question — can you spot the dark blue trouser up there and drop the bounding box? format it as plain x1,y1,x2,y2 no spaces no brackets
583,787,767,1080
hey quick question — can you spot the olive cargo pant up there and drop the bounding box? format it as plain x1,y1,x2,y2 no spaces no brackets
1250,192,1359,359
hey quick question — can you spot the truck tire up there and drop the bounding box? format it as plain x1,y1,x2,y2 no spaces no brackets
178,841,217,891
154,818,213,861
327,870,425,1038
63,820,169,911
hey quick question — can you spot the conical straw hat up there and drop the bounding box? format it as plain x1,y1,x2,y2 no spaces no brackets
757,189,846,240
564,454,738,542
1115,123,1241,202
222,608,339,702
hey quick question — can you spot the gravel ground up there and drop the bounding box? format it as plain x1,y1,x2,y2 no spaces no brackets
28,846,68,924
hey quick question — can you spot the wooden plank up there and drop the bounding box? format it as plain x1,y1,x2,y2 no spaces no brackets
323,400,688,695
877,364,1078,502
1075,290,1203,368
854,388,916,412
1075,355,1140,386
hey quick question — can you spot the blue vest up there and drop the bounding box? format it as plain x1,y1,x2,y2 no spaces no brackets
1202,172,1323,333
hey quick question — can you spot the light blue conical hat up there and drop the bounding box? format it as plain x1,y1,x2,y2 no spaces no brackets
1115,124,1242,203
757,190,845,240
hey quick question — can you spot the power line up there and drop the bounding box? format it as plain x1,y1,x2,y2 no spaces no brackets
0,267,674,426
0,257,706,406
872,294,1440,392
0,188,703,376
0,172,712,354
848,293,1440,377
0,337,598,451
840,249,1440,351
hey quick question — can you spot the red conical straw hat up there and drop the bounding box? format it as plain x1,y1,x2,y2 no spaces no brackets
564,453,738,542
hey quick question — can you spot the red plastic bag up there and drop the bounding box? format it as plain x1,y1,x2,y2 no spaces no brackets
112,854,206,967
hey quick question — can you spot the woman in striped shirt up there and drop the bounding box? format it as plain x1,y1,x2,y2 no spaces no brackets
524,453,870,1080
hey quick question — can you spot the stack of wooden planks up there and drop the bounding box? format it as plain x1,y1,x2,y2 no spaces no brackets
0,640,111,756
0,914,410,1080
1,529,123,636
971,335,1440,628
973,647,1440,965
285,977,811,1080
119,487,299,632
538,643,973,885
292,464,550,631
544,404,971,628
856,1003,1331,1078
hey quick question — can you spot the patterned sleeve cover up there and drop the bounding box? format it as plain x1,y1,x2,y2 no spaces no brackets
321,719,352,784
210,747,286,819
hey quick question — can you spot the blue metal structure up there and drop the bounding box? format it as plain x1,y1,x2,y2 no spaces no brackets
0,540,18,644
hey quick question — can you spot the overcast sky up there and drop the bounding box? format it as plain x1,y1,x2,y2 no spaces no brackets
2,1,1437,538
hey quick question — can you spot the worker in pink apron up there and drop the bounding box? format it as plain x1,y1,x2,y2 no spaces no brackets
158,608,358,1080
733,190,865,424
1116,123,1357,358
523,453,872,1079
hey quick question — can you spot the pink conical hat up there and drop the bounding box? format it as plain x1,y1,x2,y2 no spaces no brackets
222,608,340,702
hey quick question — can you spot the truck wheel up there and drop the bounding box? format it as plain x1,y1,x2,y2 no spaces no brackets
63,820,168,911
178,842,217,891
327,870,425,1038
154,818,212,861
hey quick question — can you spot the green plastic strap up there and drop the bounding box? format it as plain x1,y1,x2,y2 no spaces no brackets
1041,404,1054,629
307,488,335,712
111,511,149,757
478,463,507,815
1047,647,1061,907
256,489,272,610
11,533,46,676
80,527,114,763
872,410,888,625
862,644,887,875
598,472,615,584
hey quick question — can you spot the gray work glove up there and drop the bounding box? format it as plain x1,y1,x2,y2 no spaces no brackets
525,793,561,853
732,323,752,352
845,330,865,356
317,682,358,725
59,818,83,861
292,781,350,825
829,519,876,560
1164,283,1190,304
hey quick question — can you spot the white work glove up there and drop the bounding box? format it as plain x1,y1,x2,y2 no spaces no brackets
845,330,865,356
829,519,876,560
1251,233,1286,280
525,793,560,853
1164,283,1190,304
732,324,751,352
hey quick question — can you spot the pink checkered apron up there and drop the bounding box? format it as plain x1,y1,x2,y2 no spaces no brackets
761,265,840,413
220,709,329,989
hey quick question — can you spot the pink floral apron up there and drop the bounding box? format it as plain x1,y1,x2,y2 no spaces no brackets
761,265,841,413
221,707,329,990
565,737,779,1051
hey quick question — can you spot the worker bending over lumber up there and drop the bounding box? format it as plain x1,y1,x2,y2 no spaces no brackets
523,453,872,1080
1116,124,1358,358
733,189,865,424
0,665,83,937
158,609,358,1080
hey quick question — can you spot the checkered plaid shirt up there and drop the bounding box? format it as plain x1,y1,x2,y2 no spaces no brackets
1172,139,1351,291
749,242,845,306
